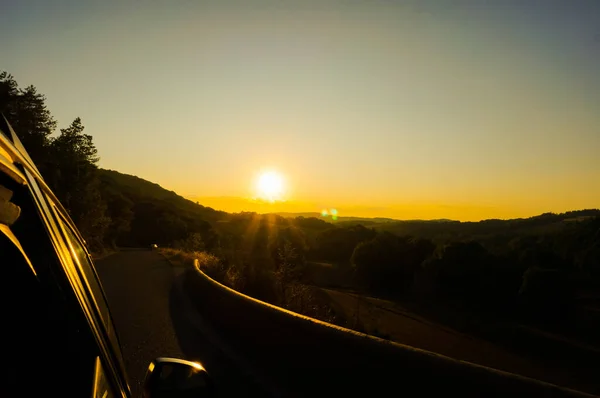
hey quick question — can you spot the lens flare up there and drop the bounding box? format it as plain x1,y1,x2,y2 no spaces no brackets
331,208,338,220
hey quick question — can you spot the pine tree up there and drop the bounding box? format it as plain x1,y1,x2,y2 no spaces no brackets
0,71,57,173
50,118,109,250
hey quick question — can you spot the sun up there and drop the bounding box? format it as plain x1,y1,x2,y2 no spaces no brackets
255,170,285,202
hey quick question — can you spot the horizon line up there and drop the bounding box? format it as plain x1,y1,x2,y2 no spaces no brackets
186,195,599,223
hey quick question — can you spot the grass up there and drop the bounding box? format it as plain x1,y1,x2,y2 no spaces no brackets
159,248,198,267
319,287,598,394
161,248,343,325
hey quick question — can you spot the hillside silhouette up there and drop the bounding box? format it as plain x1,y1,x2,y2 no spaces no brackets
100,166,600,252
100,169,224,220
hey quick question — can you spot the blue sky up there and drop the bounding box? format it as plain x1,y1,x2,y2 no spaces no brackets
2,0,599,219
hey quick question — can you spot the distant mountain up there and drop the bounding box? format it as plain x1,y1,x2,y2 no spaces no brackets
374,209,600,241
272,212,455,225
99,169,600,247
99,169,226,222
272,212,396,223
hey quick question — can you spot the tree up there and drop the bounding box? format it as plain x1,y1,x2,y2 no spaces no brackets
102,189,134,248
49,118,109,250
156,212,188,244
185,217,219,252
177,232,205,252
421,241,490,300
315,225,377,264
274,241,299,298
1,73,111,251
129,201,161,245
351,233,435,294
0,72,57,172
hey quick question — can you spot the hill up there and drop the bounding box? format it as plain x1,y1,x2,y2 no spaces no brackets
99,168,600,250
99,169,227,248
373,210,600,244
273,212,401,224
99,169,225,222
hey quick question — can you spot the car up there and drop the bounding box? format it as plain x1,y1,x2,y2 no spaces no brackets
150,243,158,251
0,115,214,397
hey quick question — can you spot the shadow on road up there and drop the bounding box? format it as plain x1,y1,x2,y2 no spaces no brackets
168,270,270,397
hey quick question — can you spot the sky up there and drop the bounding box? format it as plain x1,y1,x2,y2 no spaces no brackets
2,0,599,221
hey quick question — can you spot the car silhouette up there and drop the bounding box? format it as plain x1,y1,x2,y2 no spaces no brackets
0,115,213,397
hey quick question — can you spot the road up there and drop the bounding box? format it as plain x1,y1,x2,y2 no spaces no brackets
96,250,268,397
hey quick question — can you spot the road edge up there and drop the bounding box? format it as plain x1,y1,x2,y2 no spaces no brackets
161,254,286,398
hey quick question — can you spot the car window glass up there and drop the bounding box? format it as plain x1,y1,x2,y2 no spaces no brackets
93,356,115,398
59,214,110,322
13,172,128,396
54,212,121,353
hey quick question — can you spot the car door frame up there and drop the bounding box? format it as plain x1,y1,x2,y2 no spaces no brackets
22,166,131,397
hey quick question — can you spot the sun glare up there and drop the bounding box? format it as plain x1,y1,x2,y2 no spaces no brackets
255,170,285,202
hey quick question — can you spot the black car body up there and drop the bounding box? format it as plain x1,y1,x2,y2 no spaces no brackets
0,116,132,396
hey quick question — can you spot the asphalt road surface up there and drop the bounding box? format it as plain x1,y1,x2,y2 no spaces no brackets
96,250,269,397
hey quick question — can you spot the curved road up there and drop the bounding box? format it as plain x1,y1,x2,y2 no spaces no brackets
96,250,268,397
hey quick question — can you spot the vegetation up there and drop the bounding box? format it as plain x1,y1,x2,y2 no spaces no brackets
1,72,108,251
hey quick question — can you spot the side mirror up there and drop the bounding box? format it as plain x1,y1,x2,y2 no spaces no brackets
143,358,214,398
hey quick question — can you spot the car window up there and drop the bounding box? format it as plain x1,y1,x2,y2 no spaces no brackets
56,212,119,329
53,212,128,394
6,157,129,396
57,213,111,322
93,356,116,398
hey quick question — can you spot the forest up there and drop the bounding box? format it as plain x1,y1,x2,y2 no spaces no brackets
2,71,599,359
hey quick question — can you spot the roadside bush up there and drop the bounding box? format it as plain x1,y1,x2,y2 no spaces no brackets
195,250,221,272
282,283,341,325
159,248,197,267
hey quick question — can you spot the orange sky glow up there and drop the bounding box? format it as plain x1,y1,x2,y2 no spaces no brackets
4,1,599,221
